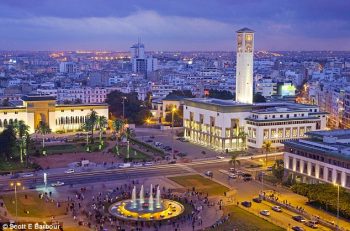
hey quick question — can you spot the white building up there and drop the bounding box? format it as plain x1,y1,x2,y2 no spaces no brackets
59,62,79,73
130,41,158,74
0,95,108,134
183,98,327,151
284,130,350,189
57,87,117,104
236,28,254,104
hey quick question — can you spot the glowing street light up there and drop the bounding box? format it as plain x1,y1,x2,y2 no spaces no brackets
10,182,21,219
171,107,177,159
334,183,340,230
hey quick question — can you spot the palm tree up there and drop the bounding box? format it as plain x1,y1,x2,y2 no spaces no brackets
113,119,125,155
37,122,51,155
97,116,108,147
238,131,247,151
82,121,92,152
262,140,272,167
14,120,30,163
229,152,241,171
86,110,98,143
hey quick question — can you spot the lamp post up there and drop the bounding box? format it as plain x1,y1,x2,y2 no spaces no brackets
122,96,127,119
10,182,21,219
171,107,176,159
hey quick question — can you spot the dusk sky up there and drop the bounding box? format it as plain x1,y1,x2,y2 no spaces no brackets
1,0,350,51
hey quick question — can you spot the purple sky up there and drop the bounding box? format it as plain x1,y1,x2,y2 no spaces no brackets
1,0,350,51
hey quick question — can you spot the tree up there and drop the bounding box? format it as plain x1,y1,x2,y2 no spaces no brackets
37,122,51,155
97,116,108,147
86,110,98,143
208,89,234,99
106,90,152,125
253,92,266,103
272,159,284,181
144,91,153,109
262,140,272,166
113,119,125,155
0,126,17,161
82,120,92,151
14,120,29,163
237,131,247,151
229,152,241,170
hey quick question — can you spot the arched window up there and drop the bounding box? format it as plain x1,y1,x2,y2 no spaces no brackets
4,119,8,127
14,119,18,124
9,119,13,125
0,120,2,127
66,116,69,124
71,116,74,124
76,116,79,124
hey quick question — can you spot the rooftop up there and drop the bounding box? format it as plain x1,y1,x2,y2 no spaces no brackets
307,129,350,139
21,95,56,101
236,27,255,33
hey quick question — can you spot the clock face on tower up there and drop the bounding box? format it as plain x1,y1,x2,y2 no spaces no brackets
245,33,253,53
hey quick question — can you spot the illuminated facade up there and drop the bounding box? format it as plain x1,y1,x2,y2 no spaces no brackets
0,95,108,134
236,28,254,104
284,130,350,189
183,98,327,151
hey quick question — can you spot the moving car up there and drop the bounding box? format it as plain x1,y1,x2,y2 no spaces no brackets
22,173,34,178
305,220,318,228
241,201,252,208
292,215,306,223
205,171,213,177
242,173,253,181
64,169,75,174
260,210,270,216
51,181,64,187
271,205,282,212
291,226,304,231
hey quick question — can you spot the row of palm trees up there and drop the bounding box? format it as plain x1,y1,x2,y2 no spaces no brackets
82,111,108,151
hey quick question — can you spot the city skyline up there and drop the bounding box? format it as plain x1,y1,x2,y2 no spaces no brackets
1,0,350,51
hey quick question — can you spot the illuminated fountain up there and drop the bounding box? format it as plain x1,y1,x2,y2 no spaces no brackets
109,185,184,221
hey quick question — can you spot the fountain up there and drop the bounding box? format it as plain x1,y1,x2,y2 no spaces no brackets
109,185,184,221
131,186,137,209
156,186,161,208
148,184,154,211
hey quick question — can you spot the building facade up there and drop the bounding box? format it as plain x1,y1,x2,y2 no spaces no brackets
284,130,350,189
183,98,327,151
0,95,108,134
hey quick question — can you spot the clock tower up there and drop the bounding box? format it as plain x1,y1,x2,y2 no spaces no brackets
235,27,254,104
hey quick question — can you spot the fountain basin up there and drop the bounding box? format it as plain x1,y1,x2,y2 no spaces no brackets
109,199,184,221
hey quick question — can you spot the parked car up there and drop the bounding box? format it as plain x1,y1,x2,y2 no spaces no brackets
305,220,318,229
154,142,162,147
241,201,252,208
145,139,153,143
292,226,304,231
150,135,155,139
228,173,237,179
216,156,225,159
168,161,177,164
242,173,253,181
205,171,213,177
144,162,153,166
133,163,143,167
252,197,262,203
229,168,236,173
260,210,270,216
292,215,306,223
51,181,64,187
119,163,131,168
271,205,282,212
64,169,75,174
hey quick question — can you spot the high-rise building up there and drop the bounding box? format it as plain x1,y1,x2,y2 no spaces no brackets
235,28,254,104
59,62,79,73
130,41,158,75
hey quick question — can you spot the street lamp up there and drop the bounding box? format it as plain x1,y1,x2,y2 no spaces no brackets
10,182,21,219
171,107,177,159
334,183,340,230
122,96,127,119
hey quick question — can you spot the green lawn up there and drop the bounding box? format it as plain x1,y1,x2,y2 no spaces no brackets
0,161,39,173
30,142,108,155
206,205,285,231
1,192,68,218
169,174,229,196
